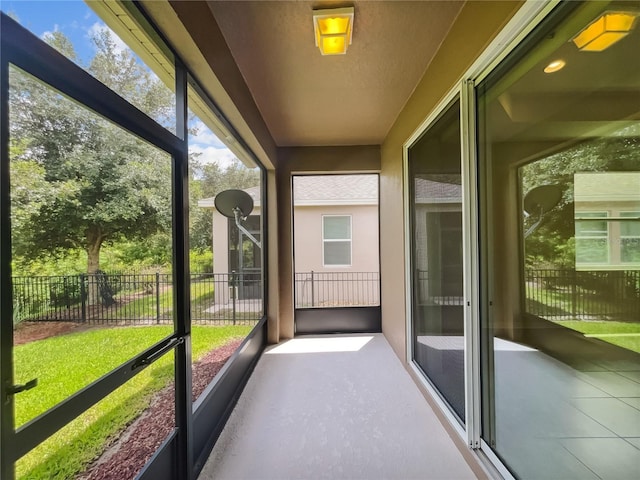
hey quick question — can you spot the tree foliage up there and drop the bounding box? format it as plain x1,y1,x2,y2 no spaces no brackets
9,28,171,275
188,157,260,250
521,131,640,268
9,25,261,282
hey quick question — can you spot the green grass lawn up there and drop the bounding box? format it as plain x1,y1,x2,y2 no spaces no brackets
555,320,640,353
14,324,251,479
110,281,215,320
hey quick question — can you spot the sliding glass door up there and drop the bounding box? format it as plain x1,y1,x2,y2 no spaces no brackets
408,99,465,422
477,2,640,478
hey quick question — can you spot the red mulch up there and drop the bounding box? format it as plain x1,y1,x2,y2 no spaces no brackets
13,321,95,345
79,339,243,480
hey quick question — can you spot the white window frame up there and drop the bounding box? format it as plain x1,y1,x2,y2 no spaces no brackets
620,211,640,264
322,215,352,267
575,211,610,265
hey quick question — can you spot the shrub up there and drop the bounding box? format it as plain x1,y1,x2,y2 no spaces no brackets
190,249,213,274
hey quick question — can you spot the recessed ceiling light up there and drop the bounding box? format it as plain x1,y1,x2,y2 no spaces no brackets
544,59,566,73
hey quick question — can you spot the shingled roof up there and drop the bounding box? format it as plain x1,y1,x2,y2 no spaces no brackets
200,174,461,210
293,175,378,206
415,175,461,204
198,175,379,210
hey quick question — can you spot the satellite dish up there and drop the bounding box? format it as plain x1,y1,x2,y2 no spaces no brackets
214,189,261,249
523,184,563,216
523,184,563,238
214,189,254,219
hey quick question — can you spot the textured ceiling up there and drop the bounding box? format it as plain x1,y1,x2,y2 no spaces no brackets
207,1,465,147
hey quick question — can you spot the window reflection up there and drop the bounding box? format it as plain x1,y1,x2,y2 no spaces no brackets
478,2,640,478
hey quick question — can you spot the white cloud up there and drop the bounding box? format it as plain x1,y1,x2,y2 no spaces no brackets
189,145,237,169
190,120,227,148
87,22,128,55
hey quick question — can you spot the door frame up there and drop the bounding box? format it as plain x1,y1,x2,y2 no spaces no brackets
291,173,382,335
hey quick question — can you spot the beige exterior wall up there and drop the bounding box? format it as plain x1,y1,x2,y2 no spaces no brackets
210,200,378,308
379,1,523,360
293,205,379,273
212,210,229,277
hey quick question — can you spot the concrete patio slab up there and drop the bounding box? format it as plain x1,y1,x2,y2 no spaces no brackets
198,333,479,480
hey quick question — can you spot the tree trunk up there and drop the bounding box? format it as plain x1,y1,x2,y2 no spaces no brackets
86,226,105,305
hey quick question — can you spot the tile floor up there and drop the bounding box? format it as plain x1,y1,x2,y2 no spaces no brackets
493,338,640,479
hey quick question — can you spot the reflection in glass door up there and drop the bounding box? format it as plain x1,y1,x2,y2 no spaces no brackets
409,99,465,422
477,2,640,478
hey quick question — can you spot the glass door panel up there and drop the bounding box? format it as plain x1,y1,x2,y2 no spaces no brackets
477,2,640,477
186,84,263,404
409,99,465,422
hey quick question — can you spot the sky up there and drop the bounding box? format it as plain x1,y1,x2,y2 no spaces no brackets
1,0,238,168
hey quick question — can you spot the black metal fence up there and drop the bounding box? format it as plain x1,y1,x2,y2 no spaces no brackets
415,269,464,306
16,269,636,323
525,269,640,321
12,272,263,325
294,271,380,308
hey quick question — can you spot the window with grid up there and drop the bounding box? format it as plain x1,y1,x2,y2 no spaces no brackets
575,211,609,264
621,212,640,264
322,215,351,266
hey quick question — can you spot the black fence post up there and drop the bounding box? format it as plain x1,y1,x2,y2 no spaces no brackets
80,274,86,323
63,276,69,312
156,272,161,324
311,270,315,307
231,271,237,325
571,269,577,319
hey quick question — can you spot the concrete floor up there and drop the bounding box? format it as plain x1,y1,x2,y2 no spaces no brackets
198,333,479,480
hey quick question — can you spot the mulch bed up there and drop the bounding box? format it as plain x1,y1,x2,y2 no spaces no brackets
79,338,243,480
13,321,95,345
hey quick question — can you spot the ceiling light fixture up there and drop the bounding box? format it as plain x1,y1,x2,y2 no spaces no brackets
572,11,639,51
313,7,354,55
544,59,566,73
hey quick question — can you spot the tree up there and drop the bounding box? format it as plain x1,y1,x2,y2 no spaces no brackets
188,155,261,250
9,28,172,301
520,131,640,268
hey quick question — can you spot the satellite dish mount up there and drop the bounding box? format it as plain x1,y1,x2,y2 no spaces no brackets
523,184,563,238
214,189,261,249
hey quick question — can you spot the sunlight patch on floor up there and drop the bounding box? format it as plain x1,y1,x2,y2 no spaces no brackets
265,335,374,354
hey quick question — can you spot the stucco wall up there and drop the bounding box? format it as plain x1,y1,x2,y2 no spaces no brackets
293,205,379,273
379,1,523,361
212,211,229,276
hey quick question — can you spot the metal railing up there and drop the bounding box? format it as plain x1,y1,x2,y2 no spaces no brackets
525,269,640,321
413,267,639,320
12,272,263,325
415,269,463,306
294,271,380,308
